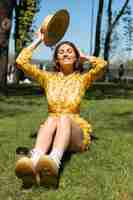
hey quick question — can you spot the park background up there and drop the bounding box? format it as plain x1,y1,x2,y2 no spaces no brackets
0,0,132,85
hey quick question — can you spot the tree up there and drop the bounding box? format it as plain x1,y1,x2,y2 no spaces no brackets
0,0,16,88
93,0,104,56
103,0,129,62
122,5,133,59
14,0,40,83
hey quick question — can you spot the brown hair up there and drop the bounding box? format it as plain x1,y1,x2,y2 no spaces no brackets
53,41,84,72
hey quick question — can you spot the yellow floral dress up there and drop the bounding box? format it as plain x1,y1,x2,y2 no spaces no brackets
16,48,107,151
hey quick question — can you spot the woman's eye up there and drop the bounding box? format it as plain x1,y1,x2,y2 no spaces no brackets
58,50,64,54
67,49,72,53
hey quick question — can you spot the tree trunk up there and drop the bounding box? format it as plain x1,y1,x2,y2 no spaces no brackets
93,0,104,56
104,0,112,61
103,0,129,82
0,0,16,89
104,0,129,62
14,0,40,84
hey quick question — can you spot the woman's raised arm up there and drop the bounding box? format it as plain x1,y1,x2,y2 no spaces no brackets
16,29,49,87
80,51,107,89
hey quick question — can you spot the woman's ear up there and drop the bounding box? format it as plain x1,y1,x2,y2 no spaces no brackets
74,58,80,70
55,59,58,65
55,60,60,71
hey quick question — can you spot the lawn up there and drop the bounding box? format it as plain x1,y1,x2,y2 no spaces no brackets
0,87,133,200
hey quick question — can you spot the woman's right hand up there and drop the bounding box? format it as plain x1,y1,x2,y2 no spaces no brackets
27,28,44,50
35,28,45,42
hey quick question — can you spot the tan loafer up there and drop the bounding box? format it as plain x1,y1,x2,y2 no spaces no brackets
15,156,38,188
36,155,59,188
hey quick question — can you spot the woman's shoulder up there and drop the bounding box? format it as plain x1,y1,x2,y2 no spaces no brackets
79,68,90,75
42,69,58,78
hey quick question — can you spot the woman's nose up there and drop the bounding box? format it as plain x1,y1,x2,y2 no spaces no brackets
63,54,68,57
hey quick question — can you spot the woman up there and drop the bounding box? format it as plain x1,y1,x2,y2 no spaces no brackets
15,30,107,187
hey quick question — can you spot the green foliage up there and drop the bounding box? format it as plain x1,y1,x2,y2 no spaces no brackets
14,0,41,54
127,59,133,68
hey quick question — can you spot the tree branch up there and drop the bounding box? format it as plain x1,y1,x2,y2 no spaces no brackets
112,0,129,29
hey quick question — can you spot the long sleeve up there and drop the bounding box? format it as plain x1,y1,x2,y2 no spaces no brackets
16,48,49,87
82,57,107,89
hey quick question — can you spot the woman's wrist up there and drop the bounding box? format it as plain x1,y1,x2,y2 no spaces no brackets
27,38,42,50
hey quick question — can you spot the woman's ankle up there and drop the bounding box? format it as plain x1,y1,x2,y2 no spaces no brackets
30,148,44,167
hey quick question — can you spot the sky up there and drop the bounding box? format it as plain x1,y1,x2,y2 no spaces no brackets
32,0,98,60
9,0,133,61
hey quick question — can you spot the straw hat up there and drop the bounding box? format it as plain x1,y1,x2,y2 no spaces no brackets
40,9,70,46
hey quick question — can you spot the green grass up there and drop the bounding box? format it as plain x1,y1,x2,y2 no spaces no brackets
0,88,133,200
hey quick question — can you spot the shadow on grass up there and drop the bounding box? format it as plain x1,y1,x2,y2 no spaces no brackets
0,91,46,119
60,151,72,172
85,92,133,100
0,107,31,118
1,95,43,106
0,84,43,97
104,111,133,134
1,83,133,99
114,111,133,117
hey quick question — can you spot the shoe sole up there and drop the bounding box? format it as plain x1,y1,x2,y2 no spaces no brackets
15,158,37,188
36,156,58,188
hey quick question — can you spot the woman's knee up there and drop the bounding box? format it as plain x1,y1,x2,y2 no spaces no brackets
58,115,72,128
59,115,71,126
39,116,58,129
46,116,58,126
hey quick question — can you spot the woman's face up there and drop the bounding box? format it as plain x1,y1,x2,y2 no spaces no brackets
56,44,77,74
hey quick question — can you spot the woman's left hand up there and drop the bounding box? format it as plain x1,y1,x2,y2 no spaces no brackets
78,49,89,63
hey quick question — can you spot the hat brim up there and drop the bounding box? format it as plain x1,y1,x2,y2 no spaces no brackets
42,9,70,47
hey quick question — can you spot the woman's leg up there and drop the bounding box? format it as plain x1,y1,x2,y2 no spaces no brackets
52,115,83,152
30,116,59,167
67,120,83,152
36,115,83,187
34,116,58,153
48,115,83,167
15,116,59,186
52,115,72,151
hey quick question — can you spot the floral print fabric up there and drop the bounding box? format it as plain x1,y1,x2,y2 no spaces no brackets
16,48,107,150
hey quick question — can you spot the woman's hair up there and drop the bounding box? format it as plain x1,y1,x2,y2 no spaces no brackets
53,41,84,72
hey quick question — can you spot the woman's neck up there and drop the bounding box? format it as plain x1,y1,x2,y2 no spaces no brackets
60,65,74,75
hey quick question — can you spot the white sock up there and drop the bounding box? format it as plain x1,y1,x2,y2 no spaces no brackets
49,148,64,168
30,149,44,167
